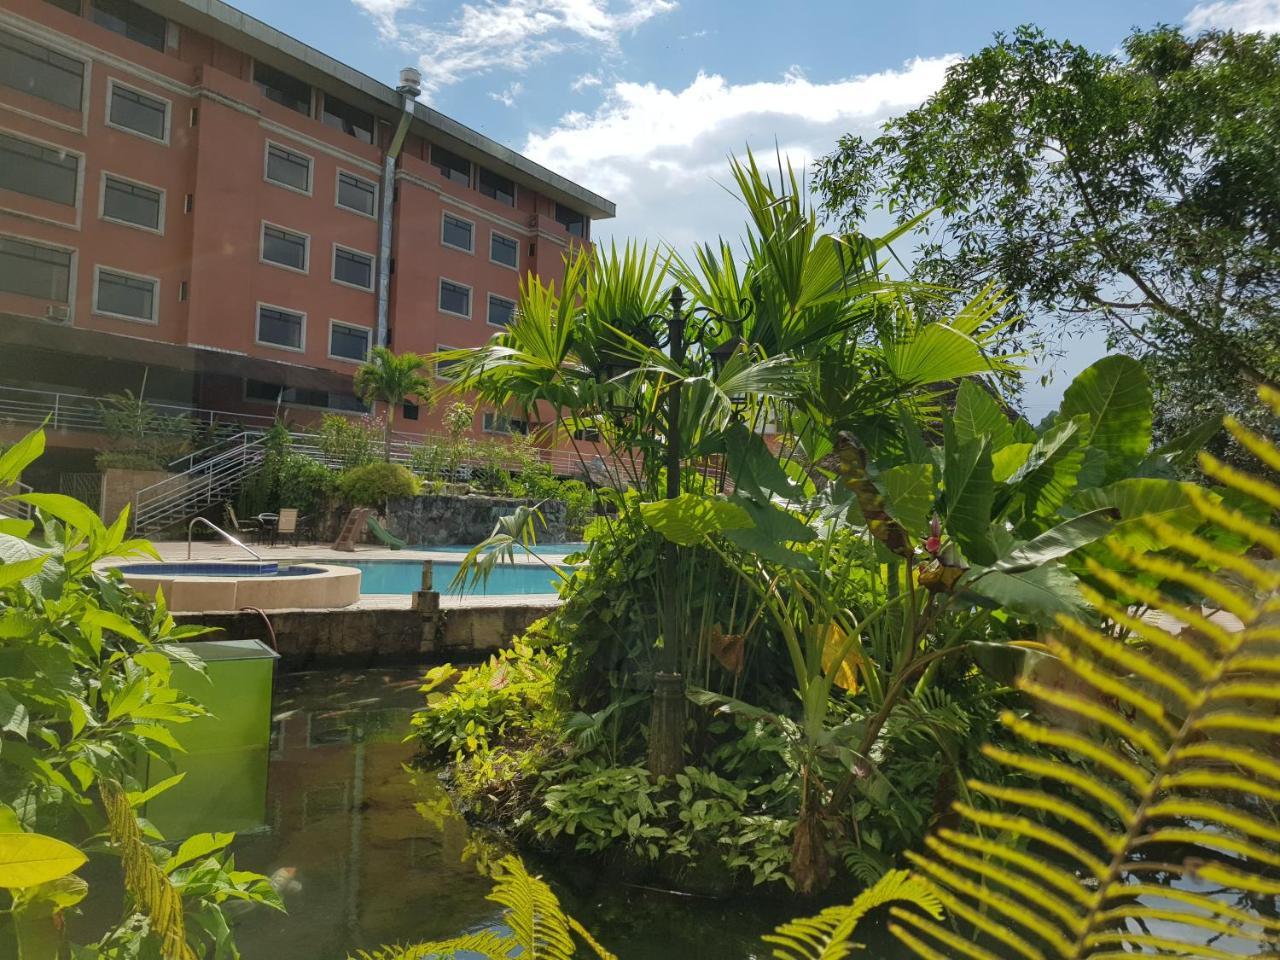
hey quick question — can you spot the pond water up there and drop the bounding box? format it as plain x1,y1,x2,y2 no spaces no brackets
225,668,875,960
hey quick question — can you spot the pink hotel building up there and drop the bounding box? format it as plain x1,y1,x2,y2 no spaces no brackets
0,0,615,476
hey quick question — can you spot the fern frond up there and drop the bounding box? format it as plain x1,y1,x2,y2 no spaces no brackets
762,869,942,960
896,390,1280,960
347,932,515,960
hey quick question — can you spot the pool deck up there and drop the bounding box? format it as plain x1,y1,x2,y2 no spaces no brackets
140,540,563,611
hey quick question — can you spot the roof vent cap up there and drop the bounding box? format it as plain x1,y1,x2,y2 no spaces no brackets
397,66,422,97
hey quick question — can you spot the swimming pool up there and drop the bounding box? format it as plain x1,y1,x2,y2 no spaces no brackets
417,542,587,557
345,560,566,596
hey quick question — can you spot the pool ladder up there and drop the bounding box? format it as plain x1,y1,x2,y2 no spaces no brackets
187,517,264,561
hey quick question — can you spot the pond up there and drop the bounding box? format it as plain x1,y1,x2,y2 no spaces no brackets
223,668,880,959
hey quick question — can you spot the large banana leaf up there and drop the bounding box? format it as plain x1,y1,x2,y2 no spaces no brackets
942,422,996,565
1058,355,1153,483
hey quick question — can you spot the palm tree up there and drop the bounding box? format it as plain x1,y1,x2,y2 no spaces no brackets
352,347,432,460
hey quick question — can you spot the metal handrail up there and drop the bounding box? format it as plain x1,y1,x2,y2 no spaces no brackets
187,517,263,561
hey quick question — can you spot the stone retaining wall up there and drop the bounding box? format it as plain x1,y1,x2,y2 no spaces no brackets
385,493,567,545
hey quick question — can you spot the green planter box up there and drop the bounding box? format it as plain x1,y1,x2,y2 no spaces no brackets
144,638,279,839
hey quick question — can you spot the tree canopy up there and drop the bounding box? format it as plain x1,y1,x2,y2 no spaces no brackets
815,24,1280,454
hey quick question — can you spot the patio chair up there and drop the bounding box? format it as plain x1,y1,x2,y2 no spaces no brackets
273,507,302,546
224,503,263,542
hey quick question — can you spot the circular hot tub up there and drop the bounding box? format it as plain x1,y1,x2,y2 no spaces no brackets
115,562,361,612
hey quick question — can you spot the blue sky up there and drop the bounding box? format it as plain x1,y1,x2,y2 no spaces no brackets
235,0,1279,414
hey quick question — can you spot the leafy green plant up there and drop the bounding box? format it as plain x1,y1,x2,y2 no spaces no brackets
442,401,476,482
891,388,1280,959
96,389,193,471
316,413,382,470
353,347,433,460
238,422,337,519
337,461,419,508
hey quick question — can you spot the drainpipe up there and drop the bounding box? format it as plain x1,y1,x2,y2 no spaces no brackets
375,67,421,348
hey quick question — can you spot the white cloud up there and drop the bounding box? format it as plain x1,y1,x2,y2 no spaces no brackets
571,72,603,92
1186,0,1280,32
522,57,959,252
489,81,524,107
351,0,676,97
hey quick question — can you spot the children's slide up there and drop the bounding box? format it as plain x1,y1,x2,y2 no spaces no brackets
366,515,407,550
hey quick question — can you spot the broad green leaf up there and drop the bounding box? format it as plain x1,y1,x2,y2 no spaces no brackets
722,497,816,569
943,424,995,565
0,689,29,739
639,494,752,546
0,805,21,833
0,429,45,486
1007,416,1088,519
17,493,106,542
0,833,86,888
992,509,1116,573
992,443,1032,482
13,873,89,911
127,773,186,809
964,562,1087,624
131,724,185,752
1143,414,1224,473
878,463,935,537
0,518,34,539
1068,478,1204,552
953,381,1014,450
970,641,1070,689
0,554,51,589
1059,355,1153,482
724,422,802,501
164,831,233,872
883,323,995,384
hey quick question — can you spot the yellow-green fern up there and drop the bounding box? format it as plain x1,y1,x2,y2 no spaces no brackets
892,390,1280,959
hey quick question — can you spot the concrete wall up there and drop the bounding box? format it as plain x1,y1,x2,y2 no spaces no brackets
100,468,172,521
176,598,558,670
385,492,567,545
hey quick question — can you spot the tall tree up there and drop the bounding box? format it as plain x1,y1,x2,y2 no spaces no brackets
815,24,1280,455
352,347,432,460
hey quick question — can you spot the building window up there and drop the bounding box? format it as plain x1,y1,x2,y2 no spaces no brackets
0,236,71,302
573,426,601,442
45,0,82,13
107,81,168,142
246,379,365,412
264,143,311,193
94,267,156,322
487,293,515,328
0,31,85,111
555,203,585,237
261,224,308,272
434,345,461,381
483,412,528,435
333,246,373,290
253,61,311,116
178,280,187,301
322,93,373,144
490,232,518,269
336,171,376,216
0,134,78,206
441,213,473,253
431,145,470,185
329,321,370,362
91,0,166,52
101,174,162,231
477,167,515,207
257,304,304,350
402,402,419,421
438,279,470,318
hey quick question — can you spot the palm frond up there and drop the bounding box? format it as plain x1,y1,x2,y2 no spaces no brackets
894,388,1280,959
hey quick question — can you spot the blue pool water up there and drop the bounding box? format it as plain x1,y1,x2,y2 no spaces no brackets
346,560,566,596
418,542,587,557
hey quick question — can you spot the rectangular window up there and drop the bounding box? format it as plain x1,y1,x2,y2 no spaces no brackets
477,167,515,206
438,279,470,317
0,237,71,302
402,402,419,421
95,268,156,322
178,279,188,301
573,426,601,442
555,202,585,237
434,345,461,381
333,246,373,290
431,145,470,185
108,82,167,141
261,224,307,271
183,192,193,213
329,322,370,361
0,134,78,206
102,175,161,231
91,0,166,51
336,171,376,216
322,93,373,144
257,304,304,350
490,232,518,268
441,213,473,252
0,31,84,111
487,293,515,328
265,143,311,193
483,412,528,435
253,61,311,116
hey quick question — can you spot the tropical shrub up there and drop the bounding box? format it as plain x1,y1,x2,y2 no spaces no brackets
316,413,382,470
238,422,337,518
337,461,419,507
0,428,280,957
96,389,193,470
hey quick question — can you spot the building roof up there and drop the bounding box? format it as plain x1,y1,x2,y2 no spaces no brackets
159,0,616,221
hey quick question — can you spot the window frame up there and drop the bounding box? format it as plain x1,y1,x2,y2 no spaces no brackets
331,243,375,292
335,169,377,218
92,263,159,325
554,202,586,237
328,319,371,364
477,166,516,207
487,292,516,329
104,77,170,145
320,92,374,144
0,29,90,116
434,343,462,382
431,145,471,186
489,230,519,270
98,170,164,234
255,301,307,353
251,59,312,117
0,128,82,209
262,140,313,196
0,232,77,313
258,219,310,275
90,0,167,52
437,277,472,319
482,411,529,435
440,212,475,254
